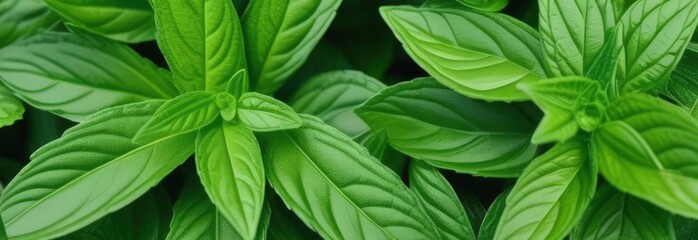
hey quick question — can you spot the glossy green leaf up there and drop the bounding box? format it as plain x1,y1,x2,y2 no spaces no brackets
0,0,59,47
215,93,237,122
150,0,246,92
518,77,603,144
262,115,440,239
664,42,698,118
356,78,537,177
675,216,698,240
380,6,546,101
267,195,322,240
592,93,698,218
409,160,475,240
242,0,342,94
166,180,240,240
571,184,674,240
477,189,510,240
495,140,596,240
44,0,155,43
196,120,265,240
0,83,24,127
585,28,620,85
454,0,509,12
539,0,616,77
238,92,302,132
134,92,219,144
0,101,195,240
614,0,698,94
227,69,249,98
61,187,172,240
0,32,179,122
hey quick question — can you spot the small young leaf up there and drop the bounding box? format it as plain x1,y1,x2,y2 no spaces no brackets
134,92,219,144
0,0,60,47
356,78,537,177
0,84,24,127
196,120,265,240
495,140,596,240
242,0,342,94
539,0,616,77
227,69,249,98
0,32,179,122
150,0,246,92
477,188,510,240
664,42,698,118
614,0,698,94
571,184,675,240
592,93,698,218
166,180,240,240
215,93,237,122
261,115,440,239
0,101,195,240
237,92,302,132
44,0,156,43
409,160,476,240
380,6,546,101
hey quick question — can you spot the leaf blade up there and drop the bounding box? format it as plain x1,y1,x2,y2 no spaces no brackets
0,0,59,47
238,92,301,132
134,92,219,144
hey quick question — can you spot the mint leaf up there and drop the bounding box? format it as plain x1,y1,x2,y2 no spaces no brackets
134,92,219,144
381,6,546,101
356,78,537,177
539,0,616,77
495,140,596,240
477,188,510,240
150,0,246,92
614,0,698,94
45,0,155,43
227,69,249,98
215,93,237,122
237,92,301,132
195,120,265,240
409,160,476,240
167,179,240,240
0,83,24,128
242,0,342,94
0,0,59,47
592,93,698,218
0,32,179,122
664,42,698,118
571,184,675,240
0,101,195,240
261,115,440,239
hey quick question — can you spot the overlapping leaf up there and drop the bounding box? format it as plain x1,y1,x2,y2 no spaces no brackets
0,84,24,127
134,92,219,144
664,42,697,118
166,180,240,240
237,92,301,132
0,0,59,47
477,189,510,240
454,0,509,12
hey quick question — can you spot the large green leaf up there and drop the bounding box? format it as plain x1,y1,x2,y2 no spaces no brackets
61,187,172,240
408,160,475,240
242,0,341,94
261,115,440,239
571,184,674,240
614,0,698,94
150,0,246,92
380,6,546,101
0,83,24,127
664,42,698,118
539,0,616,77
0,32,179,122
237,92,301,132
195,120,265,240
592,93,698,218
0,101,195,240
356,78,537,177
0,0,59,47
495,140,596,240
134,91,219,144
45,0,155,43
477,189,510,240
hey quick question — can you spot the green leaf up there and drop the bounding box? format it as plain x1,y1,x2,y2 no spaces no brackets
0,213,6,240
591,93,698,218
380,6,546,101
150,0,246,92
44,0,155,43
571,184,675,240
261,115,440,239
267,195,322,240
227,69,249,98
0,0,60,47
457,189,486,234
215,93,237,122
0,101,195,240
675,215,698,240
0,32,179,122
454,0,509,12
195,120,265,240
237,92,302,132
242,0,342,94
477,188,510,240
134,92,219,144
539,0,616,77
664,42,698,118
518,77,604,143
61,187,172,240
0,83,24,127
356,78,537,177
408,160,475,240
495,140,596,240
614,0,698,94
166,179,241,240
